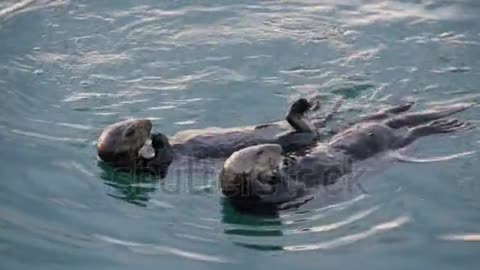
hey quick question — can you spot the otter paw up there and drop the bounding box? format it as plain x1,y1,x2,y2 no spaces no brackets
426,118,474,133
289,98,312,115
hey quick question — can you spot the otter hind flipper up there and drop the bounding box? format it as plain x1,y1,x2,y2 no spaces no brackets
393,118,474,149
385,102,475,129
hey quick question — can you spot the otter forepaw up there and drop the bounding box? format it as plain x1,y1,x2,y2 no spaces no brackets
289,98,312,115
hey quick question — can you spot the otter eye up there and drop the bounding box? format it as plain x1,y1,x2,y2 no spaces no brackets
125,128,136,137
256,150,265,156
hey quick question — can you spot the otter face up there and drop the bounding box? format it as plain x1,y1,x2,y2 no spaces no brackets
223,144,283,176
97,119,152,165
220,144,284,200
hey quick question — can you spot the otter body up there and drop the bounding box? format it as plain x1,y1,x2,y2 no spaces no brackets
96,98,339,176
287,122,399,188
170,121,309,158
220,102,474,210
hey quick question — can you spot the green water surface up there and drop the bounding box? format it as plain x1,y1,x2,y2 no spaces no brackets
1,0,480,269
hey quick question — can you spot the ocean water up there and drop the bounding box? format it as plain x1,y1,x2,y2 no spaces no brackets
1,0,480,269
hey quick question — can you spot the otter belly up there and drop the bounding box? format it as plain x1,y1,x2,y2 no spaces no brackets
328,123,395,160
171,122,289,158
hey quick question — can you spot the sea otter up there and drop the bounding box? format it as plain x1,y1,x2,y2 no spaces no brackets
219,102,475,210
96,97,348,176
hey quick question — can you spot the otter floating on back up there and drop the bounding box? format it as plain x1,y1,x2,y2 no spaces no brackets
219,102,475,211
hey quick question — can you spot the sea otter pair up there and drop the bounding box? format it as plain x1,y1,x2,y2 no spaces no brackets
97,98,474,210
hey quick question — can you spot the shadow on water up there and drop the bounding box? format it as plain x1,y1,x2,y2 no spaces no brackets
221,199,286,251
98,162,160,207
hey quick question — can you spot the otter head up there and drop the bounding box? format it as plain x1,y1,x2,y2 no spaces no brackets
96,119,153,167
220,144,284,202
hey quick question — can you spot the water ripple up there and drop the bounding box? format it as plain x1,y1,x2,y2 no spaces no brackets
288,206,379,234
95,234,231,263
1,0,480,268
10,129,87,143
440,234,480,242
0,0,68,21
284,216,410,252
